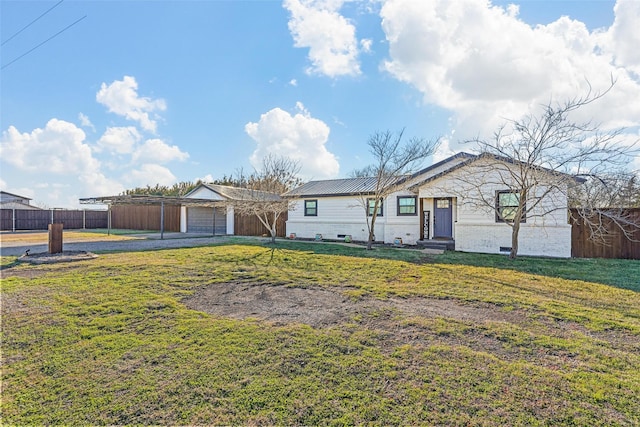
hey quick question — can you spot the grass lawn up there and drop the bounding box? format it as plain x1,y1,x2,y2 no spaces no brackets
0,230,137,244
2,242,639,425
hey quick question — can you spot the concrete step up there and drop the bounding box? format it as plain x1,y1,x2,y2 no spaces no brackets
417,239,455,251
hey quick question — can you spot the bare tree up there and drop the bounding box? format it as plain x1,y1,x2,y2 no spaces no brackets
230,154,303,244
352,129,441,250
451,83,638,259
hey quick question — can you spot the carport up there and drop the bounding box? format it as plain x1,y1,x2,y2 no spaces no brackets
79,195,225,239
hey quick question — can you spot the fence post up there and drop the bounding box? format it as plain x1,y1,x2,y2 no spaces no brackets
12,208,16,232
50,209,54,225
83,209,86,229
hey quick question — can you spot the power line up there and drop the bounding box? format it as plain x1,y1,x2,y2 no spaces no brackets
1,0,65,46
1,15,87,70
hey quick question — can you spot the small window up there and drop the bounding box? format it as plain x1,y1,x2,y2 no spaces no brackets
304,199,317,216
436,199,450,209
397,196,417,216
496,191,525,222
367,198,383,217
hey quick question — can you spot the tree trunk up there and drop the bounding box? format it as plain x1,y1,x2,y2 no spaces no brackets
366,214,377,250
509,216,522,259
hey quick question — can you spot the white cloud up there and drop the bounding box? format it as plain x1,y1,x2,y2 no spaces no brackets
78,113,96,132
289,79,298,86
0,119,124,204
96,76,166,133
284,0,362,77
97,126,141,154
380,0,640,145
360,38,373,53
132,138,190,164
125,164,177,187
602,0,640,75
245,103,340,178
1,119,98,174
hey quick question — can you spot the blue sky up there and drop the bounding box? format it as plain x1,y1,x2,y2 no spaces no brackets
1,0,639,208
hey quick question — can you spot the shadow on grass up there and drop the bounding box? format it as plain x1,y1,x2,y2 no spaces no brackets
430,251,640,292
0,257,22,271
228,239,640,292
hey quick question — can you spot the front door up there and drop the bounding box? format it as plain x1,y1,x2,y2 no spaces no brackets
433,198,453,239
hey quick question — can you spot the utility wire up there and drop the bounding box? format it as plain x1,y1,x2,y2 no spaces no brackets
1,15,87,70
1,0,65,46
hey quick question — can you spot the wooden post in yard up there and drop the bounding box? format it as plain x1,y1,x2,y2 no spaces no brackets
49,223,63,254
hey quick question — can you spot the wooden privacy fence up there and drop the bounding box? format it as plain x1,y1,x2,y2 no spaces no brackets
570,208,640,260
110,205,181,232
0,209,108,231
234,211,288,237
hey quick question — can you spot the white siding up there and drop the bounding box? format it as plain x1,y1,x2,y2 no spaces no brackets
418,163,572,257
286,193,420,244
287,196,373,242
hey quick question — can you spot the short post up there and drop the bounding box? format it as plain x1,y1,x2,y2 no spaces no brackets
49,223,63,254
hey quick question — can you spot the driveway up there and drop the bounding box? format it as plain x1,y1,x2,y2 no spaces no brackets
0,232,231,257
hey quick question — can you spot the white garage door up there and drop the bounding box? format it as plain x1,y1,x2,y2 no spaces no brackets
187,207,227,234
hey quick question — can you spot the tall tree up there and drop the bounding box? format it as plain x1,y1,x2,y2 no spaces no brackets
352,129,441,250
230,154,303,244
449,82,638,258
121,181,201,197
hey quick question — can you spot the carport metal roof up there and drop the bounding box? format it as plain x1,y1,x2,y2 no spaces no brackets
79,194,225,207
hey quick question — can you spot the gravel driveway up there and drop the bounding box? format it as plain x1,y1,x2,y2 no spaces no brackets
0,232,233,257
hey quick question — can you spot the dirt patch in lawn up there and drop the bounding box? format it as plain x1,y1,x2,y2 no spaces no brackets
183,282,523,328
17,251,99,265
184,282,639,365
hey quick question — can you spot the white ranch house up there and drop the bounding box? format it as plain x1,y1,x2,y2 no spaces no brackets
284,153,573,258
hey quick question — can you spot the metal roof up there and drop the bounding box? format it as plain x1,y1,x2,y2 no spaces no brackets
284,152,478,197
283,177,383,197
78,195,223,206
190,183,281,201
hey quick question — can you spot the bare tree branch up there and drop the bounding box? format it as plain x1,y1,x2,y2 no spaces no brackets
228,154,303,244
450,81,638,258
351,129,441,250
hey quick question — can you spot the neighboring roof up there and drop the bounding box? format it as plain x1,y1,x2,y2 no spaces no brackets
186,183,282,201
284,152,477,198
0,190,32,200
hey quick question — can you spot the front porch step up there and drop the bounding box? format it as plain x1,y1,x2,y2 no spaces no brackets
417,239,455,251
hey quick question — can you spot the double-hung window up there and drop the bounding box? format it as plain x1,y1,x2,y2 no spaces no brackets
304,199,318,216
496,191,525,222
397,196,417,216
367,198,383,217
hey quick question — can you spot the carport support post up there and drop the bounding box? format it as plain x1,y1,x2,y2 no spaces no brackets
107,205,112,235
212,205,216,237
160,201,165,240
